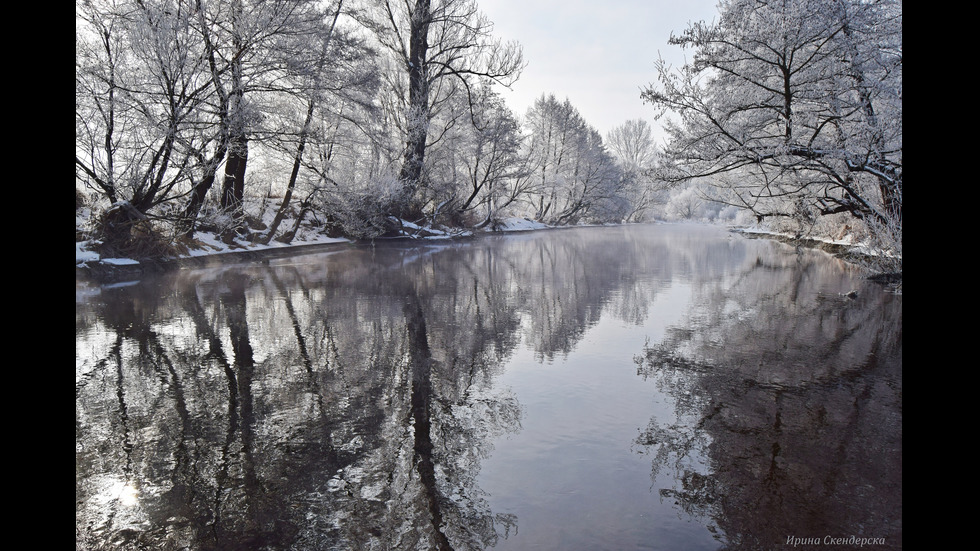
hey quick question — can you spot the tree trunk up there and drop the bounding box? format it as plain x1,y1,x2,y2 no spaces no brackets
181,0,232,238
221,136,249,218
396,0,432,219
276,200,311,245
219,0,248,235
180,165,220,238
261,3,344,244
260,102,314,245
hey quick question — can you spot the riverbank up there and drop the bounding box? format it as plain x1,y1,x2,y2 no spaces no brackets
731,227,902,287
75,217,552,282
76,219,900,288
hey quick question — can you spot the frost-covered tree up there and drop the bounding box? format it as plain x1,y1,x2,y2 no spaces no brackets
606,119,660,222
255,0,383,244
642,0,901,247
76,0,226,251
363,0,524,220
182,0,331,237
522,94,625,225
76,0,384,247
423,84,527,228
606,119,657,176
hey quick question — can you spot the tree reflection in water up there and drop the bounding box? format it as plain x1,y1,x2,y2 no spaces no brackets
77,225,902,550
76,241,525,550
635,245,902,550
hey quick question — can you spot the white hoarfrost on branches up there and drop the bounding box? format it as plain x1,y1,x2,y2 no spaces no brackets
642,0,902,271
75,0,900,280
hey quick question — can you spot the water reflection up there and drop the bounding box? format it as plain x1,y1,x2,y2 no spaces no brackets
77,240,529,550
635,243,902,550
76,224,902,550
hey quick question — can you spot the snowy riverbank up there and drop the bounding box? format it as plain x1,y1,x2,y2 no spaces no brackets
76,218,899,288
75,217,552,282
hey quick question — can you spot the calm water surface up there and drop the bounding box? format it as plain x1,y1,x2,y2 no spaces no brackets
75,224,902,550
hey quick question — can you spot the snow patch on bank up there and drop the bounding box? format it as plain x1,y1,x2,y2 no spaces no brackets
494,217,549,232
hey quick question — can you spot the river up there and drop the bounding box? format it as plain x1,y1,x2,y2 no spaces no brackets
75,223,902,550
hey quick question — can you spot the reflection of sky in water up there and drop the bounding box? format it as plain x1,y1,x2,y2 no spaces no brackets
479,282,720,550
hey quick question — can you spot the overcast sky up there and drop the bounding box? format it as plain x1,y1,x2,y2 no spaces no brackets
478,0,719,144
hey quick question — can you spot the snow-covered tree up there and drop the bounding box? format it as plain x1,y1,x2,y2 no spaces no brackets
606,119,660,222
182,0,333,236
421,84,527,227
254,0,384,244
606,119,657,176
76,0,388,247
522,94,625,225
643,0,901,248
76,0,227,251
363,0,525,220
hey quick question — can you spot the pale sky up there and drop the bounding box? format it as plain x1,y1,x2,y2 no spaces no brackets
478,0,719,144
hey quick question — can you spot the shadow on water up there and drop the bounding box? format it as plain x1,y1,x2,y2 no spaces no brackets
76,224,901,550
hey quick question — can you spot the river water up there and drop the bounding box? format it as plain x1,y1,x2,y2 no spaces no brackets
75,223,902,550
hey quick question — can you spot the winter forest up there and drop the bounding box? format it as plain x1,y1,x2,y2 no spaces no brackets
75,0,902,273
